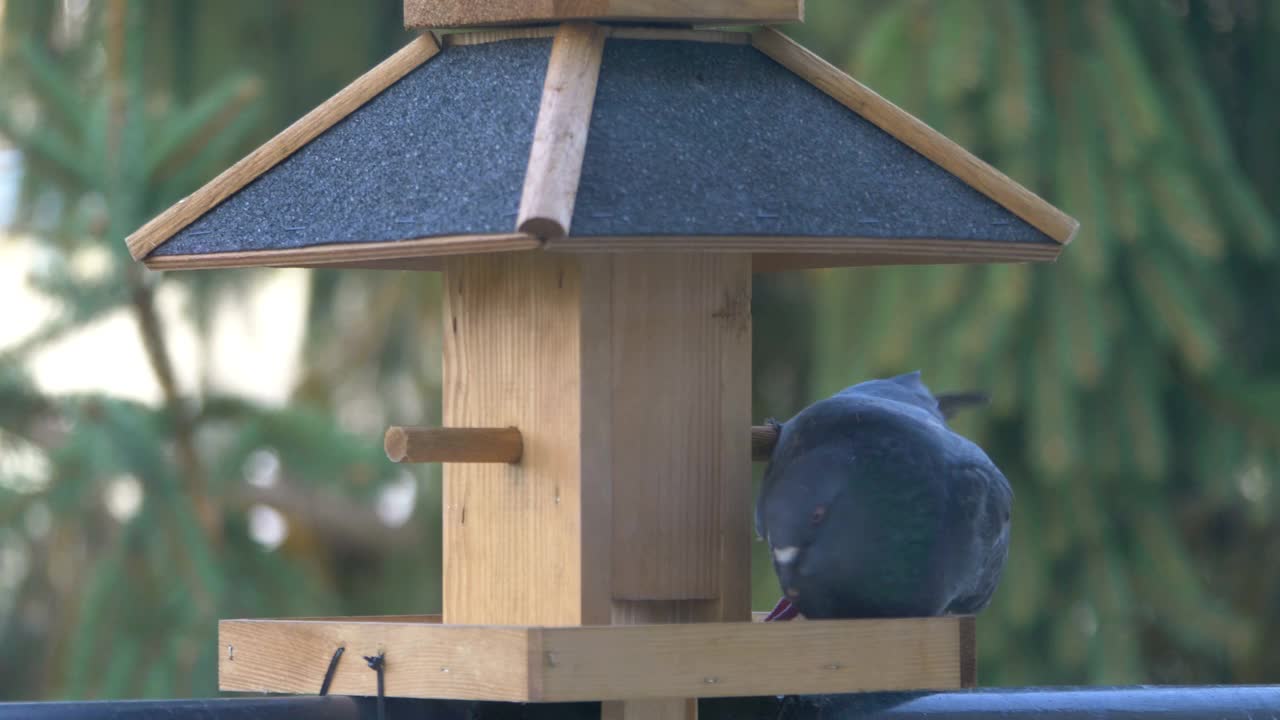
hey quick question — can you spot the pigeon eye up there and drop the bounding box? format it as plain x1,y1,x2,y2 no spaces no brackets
810,505,827,525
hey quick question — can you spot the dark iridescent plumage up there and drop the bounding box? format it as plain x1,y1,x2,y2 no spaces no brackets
755,371,1011,619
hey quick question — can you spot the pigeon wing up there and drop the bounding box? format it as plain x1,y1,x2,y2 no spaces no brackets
943,458,1013,615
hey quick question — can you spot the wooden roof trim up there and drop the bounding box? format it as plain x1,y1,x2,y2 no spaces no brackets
277,257,449,271
440,27,559,47
548,235,1061,265
441,26,750,48
751,27,1080,246
517,23,607,240
141,233,540,271
144,232,1055,273
404,0,804,30
607,28,751,44
126,33,442,260
753,252,1042,273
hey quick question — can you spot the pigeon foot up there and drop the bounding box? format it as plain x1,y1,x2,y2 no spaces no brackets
763,596,800,621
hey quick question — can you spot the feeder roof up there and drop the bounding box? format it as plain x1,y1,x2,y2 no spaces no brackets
126,26,1078,272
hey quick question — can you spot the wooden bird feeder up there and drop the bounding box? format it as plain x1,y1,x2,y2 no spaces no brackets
127,1,1076,716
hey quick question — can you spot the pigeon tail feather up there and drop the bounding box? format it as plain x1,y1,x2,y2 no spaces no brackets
935,390,991,419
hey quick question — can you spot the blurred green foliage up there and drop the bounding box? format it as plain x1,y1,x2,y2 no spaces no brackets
0,0,1278,701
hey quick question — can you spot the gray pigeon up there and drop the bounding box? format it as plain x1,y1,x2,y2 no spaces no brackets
755,371,1011,620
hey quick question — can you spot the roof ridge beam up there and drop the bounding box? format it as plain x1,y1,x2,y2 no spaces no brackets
516,22,608,240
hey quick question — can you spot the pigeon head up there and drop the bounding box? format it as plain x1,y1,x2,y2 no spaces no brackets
757,444,852,594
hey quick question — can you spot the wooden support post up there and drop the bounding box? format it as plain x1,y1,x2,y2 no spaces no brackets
443,251,751,718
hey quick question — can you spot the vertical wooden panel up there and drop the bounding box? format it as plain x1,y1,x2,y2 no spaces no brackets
596,254,752,720
443,252,607,626
713,256,754,624
579,255,617,626
605,254,752,606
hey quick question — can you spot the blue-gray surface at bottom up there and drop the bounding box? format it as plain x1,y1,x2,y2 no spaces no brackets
3,687,1279,719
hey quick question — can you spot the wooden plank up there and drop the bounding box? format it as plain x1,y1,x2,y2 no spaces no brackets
547,235,1062,268
517,23,607,239
538,617,966,701
713,259,754,624
443,252,612,626
441,27,559,47
385,426,524,464
547,235,1063,257
750,28,1078,246
601,254,751,605
441,26,749,48
219,619,531,700
219,616,972,701
608,28,750,44
959,615,977,688
405,0,804,29
578,255,618,629
275,257,447,271
127,33,441,260
751,250,1046,273
278,615,442,623
141,233,539,271
143,233,1057,273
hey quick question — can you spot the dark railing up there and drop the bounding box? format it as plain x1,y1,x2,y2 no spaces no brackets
3,687,1280,720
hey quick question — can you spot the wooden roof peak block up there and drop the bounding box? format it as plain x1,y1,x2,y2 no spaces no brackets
404,0,806,30
127,24,1078,272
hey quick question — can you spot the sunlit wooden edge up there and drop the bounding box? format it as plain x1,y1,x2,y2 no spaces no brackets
440,26,750,47
144,234,1058,272
142,233,541,271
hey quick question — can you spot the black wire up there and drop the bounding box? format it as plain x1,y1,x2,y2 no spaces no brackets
318,646,345,696
363,652,387,720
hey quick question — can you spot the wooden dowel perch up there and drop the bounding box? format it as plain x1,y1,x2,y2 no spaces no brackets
385,427,523,464
751,424,779,462
387,425,778,464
